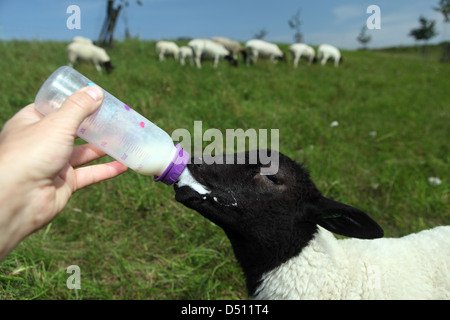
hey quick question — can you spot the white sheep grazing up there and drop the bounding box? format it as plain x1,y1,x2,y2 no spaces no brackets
67,41,113,73
289,43,316,68
317,44,342,67
188,39,237,69
156,41,179,61
175,151,450,299
178,46,194,66
212,36,247,62
245,39,285,65
71,36,94,45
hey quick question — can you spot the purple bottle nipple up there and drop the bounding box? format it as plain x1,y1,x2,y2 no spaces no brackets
154,143,189,185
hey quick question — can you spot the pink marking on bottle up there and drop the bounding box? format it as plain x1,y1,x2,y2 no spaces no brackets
124,105,131,111
121,153,128,160
79,128,86,134
140,122,145,128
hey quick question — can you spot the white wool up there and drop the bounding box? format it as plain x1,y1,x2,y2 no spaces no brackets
156,41,180,61
188,39,230,68
178,46,193,66
212,37,243,60
245,39,284,64
289,43,315,68
177,169,211,195
317,44,342,67
71,36,93,45
252,226,450,299
67,41,110,72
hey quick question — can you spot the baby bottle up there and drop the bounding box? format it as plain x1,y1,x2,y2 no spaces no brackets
34,66,189,185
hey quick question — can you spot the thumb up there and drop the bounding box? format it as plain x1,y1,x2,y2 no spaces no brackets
48,85,104,134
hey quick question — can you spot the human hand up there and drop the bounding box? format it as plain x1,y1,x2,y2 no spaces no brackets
0,86,128,260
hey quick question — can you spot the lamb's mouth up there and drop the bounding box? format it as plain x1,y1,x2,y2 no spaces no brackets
174,184,239,211
174,183,201,205
174,169,210,206
174,168,239,208
176,169,211,195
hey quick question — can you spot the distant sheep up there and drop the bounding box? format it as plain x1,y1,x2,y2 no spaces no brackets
317,44,342,67
212,36,247,63
245,39,285,65
188,39,237,69
67,41,113,73
289,43,316,68
178,46,194,66
175,151,450,299
156,41,180,61
71,36,94,45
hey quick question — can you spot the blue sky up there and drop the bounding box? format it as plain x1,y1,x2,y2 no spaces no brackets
0,0,447,49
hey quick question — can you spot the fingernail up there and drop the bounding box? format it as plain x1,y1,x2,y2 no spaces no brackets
85,85,103,102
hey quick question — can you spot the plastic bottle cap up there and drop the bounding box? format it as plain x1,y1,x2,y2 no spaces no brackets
154,144,189,185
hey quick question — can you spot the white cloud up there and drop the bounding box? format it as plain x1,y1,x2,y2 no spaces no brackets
369,7,445,48
307,2,447,50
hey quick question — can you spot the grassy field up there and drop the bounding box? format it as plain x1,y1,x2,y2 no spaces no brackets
0,40,448,300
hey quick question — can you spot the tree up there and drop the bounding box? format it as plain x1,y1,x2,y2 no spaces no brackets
409,16,438,57
288,9,302,43
434,0,450,62
98,0,142,47
357,26,371,50
254,28,268,40
434,0,450,22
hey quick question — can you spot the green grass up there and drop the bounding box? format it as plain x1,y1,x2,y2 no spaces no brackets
0,40,448,300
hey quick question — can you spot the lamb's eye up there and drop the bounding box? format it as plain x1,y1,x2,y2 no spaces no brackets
265,174,280,185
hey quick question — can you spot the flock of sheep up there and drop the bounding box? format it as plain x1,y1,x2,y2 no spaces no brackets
156,37,343,69
65,36,342,73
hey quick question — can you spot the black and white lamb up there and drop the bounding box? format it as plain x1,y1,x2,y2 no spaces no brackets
174,151,449,299
67,37,114,73
289,43,316,68
156,40,180,62
188,39,238,69
245,39,286,65
317,44,342,67
212,37,247,63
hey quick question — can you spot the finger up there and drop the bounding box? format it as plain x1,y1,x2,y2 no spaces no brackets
70,143,106,167
44,85,104,135
74,161,128,191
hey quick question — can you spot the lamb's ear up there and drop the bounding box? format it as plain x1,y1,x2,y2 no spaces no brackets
304,197,384,239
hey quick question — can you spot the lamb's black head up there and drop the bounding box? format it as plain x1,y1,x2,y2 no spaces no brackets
224,55,238,67
174,150,383,240
174,149,383,295
103,61,114,73
175,150,311,232
240,50,248,63
277,52,287,62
